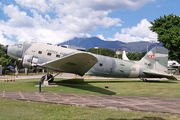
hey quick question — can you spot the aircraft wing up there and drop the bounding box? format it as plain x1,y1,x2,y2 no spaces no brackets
39,52,98,76
143,71,177,80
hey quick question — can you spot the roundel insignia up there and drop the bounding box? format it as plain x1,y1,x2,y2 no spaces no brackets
147,54,155,60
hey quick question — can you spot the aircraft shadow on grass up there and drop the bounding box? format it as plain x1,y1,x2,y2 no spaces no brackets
49,78,178,95
51,79,116,95
30,78,177,95
105,116,166,120
84,79,178,84
56,79,177,85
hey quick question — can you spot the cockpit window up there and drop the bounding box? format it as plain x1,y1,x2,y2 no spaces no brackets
14,43,22,48
18,44,22,48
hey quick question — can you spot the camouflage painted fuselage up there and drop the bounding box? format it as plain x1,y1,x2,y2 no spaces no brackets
86,47,168,79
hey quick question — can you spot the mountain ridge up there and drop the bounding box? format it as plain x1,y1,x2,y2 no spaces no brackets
58,37,162,53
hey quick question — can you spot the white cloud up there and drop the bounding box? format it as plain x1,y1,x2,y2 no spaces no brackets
0,0,156,45
3,5,34,28
116,23,122,27
156,5,161,8
0,30,15,45
15,0,50,13
15,0,155,12
82,0,155,10
111,32,153,43
108,19,157,43
96,34,106,40
121,19,157,39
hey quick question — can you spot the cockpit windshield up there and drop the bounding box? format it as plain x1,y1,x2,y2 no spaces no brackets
14,43,22,48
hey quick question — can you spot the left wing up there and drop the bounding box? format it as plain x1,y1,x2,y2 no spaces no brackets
143,71,177,80
39,52,98,76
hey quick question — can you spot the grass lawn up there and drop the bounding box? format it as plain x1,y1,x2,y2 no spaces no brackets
0,98,180,120
0,78,180,119
0,78,180,98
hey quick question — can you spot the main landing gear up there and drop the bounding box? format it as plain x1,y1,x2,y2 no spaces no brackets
140,78,148,82
41,72,60,85
41,74,54,84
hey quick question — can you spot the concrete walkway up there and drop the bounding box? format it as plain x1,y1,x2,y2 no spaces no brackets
1,91,180,114
1,74,180,114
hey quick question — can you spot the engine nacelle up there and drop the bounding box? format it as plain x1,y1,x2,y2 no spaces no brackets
22,55,39,68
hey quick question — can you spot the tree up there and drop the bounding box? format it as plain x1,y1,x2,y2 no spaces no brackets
0,44,19,74
126,52,146,60
127,52,134,60
87,48,146,60
86,48,115,57
150,14,180,61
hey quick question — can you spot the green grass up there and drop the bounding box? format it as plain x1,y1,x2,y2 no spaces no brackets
0,79,180,98
0,98,180,120
0,78,180,97
1,78,180,119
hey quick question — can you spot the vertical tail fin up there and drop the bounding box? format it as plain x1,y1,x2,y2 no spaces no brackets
139,46,168,73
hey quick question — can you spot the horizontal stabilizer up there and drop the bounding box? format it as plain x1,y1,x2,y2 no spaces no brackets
143,71,177,80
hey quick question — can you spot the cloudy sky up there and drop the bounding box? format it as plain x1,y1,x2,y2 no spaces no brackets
0,0,179,45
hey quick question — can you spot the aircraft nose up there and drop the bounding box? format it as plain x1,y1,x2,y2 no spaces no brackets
2,47,8,54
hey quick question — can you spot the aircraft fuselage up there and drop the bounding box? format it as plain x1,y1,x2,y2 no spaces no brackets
3,41,176,80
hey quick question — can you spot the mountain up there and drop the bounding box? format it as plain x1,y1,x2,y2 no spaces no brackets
121,41,163,53
58,37,125,49
58,37,162,53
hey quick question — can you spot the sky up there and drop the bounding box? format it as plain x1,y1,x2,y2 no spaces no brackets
0,0,179,45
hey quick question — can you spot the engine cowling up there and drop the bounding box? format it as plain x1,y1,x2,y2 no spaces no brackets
22,55,39,68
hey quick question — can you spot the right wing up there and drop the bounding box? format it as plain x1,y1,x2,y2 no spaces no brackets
39,52,98,76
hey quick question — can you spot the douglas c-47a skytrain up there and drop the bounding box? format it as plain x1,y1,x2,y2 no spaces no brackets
3,41,177,84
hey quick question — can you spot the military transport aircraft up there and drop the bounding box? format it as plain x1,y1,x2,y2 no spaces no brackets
2,41,176,84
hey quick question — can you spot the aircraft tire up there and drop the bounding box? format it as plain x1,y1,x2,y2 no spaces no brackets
48,74,54,83
41,75,45,84
142,79,148,82
40,74,54,84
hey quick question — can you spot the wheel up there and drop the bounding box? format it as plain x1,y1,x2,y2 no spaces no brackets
142,78,148,82
48,74,54,83
40,74,54,84
41,75,45,84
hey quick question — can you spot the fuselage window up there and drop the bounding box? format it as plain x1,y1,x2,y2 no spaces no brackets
61,45,67,48
56,54,60,58
38,51,42,54
47,53,51,56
